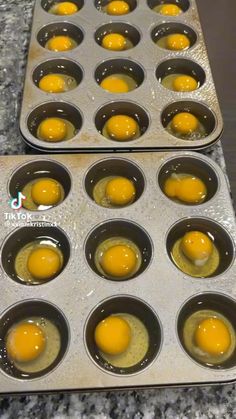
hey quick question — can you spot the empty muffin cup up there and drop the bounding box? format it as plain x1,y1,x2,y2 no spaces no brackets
166,217,235,278
37,22,84,51
41,0,84,13
85,295,162,375
156,58,205,92
95,101,149,142
147,0,190,14
1,224,70,285
33,59,83,93
161,101,216,141
95,59,144,94
84,157,145,208
85,219,153,281
177,292,236,369
158,155,219,205
0,299,69,379
8,159,71,211
151,23,197,50
95,22,140,51
27,102,82,143
95,0,137,14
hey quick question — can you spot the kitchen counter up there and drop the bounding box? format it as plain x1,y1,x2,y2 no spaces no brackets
0,1,235,417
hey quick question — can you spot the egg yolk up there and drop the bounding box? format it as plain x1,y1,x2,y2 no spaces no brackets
106,115,138,140
195,317,231,356
166,34,190,51
39,74,66,93
38,118,67,142
54,2,78,15
102,33,127,51
95,315,131,355
6,323,46,363
181,231,213,265
106,1,130,15
101,244,137,277
100,76,129,93
47,36,74,52
31,179,61,206
105,177,136,205
164,175,207,204
159,4,182,16
173,75,198,92
27,247,61,280
171,112,199,135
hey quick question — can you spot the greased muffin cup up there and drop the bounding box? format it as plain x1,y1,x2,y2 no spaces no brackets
0,151,235,393
20,0,223,152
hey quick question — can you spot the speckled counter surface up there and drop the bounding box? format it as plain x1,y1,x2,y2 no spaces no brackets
0,1,235,418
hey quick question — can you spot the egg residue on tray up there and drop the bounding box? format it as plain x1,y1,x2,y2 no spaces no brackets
101,33,133,51
95,237,141,279
102,115,140,141
161,74,199,92
157,33,190,51
100,74,137,93
95,314,149,368
163,173,207,204
15,239,64,284
39,74,77,93
46,35,77,52
49,2,79,15
37,117,76,142
171,230,220,277
105,1,130,15
22,177,64,210
5,317,61,373
153,4,182,15
93,176,136,208
183,310,236,366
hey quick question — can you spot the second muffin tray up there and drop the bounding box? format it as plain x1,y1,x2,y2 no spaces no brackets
20,0,223,152
0,151,235,394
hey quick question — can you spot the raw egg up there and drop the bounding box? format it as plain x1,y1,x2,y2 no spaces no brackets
5,317,61,373
102,33,128,51
22,177,64,211
37,117,76,143
161,74,199,92
163,173,207,204
49,2,78,15
171,230,220,277
95,313,149,368
102,115,140,141
100,74,137,93
166,112,207,141
95,237,141,280
183,310,236,366
93,176,136,208
39,74,77,93
46,35,76,52
153,4,182,15
15,239,64,284
157,33,190,51
106,1,130,15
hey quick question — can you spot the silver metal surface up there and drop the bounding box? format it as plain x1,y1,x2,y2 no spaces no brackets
0,151,235,393
20,0,223,152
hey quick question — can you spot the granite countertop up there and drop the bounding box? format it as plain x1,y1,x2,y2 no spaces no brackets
0,1,235,417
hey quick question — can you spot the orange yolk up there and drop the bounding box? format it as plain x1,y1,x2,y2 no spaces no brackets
95,315,131,355
195,317,231,356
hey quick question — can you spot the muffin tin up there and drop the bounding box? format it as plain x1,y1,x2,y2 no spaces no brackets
19,0,223,152
0,151,236,394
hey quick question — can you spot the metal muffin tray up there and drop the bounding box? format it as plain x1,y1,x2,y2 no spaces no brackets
0,151,236,394
20,0,223,152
